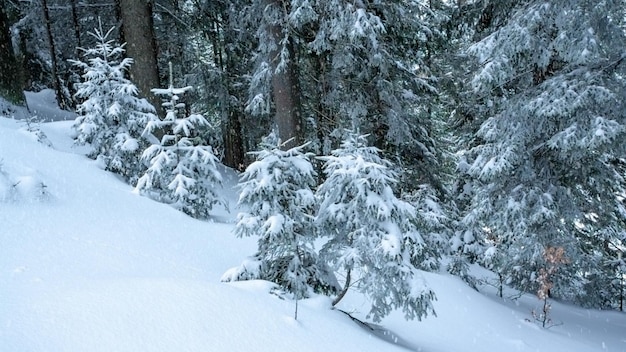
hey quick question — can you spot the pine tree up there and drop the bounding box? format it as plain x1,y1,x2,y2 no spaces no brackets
71,23,158,184
454,0,626,303
222,134,338,299
135,66,225,219
316,131,436,322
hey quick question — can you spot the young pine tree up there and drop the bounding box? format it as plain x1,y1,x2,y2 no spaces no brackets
71,23,158,184
316,132,437,322
135,66,225,219
222,134,338,300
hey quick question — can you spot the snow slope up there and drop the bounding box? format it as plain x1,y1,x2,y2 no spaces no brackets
25,90,76,122
1,112,625,352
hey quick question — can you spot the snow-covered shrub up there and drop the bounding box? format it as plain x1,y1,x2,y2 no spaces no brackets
21,116,52,147
71,23,158,184
0,159,50,203
135,77,225,219
316,131,436,322
222,134,339,298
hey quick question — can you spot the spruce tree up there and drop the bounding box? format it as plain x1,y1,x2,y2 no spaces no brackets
316,132,436,322
71,23,158,184
454,0,626,304
222,134,338,299
135,65,225,219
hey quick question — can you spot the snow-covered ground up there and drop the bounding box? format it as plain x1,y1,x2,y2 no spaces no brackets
1,99,625,352
25,90,77,122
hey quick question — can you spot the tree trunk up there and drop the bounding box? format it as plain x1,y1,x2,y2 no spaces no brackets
222,105,245,170
42,0,68,110
216,21,245,170
220,62,245,169
0,4,25,106
332,268,351,306
70,0,82,52
266,0,301,149
117,0,161,113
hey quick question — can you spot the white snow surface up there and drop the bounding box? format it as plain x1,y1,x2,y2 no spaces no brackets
25,90,76,121
1,98,626,352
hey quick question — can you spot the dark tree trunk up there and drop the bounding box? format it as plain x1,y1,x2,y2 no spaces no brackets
118,0,161,113
312,51,334,146
266,0,301,149
0,4,25,106
212,16,245,171
42,0,69,110
70,0,82,53
221,101,245,170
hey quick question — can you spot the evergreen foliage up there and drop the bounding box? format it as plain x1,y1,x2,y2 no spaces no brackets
316,132,436,322
9,0,626,319
222,134,338,298
135,74,225,219
243,0,445,185
454,0,626,306
164,0,253,169
71,24,158,184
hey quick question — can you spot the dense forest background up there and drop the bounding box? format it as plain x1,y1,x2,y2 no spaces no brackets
2,0,626,317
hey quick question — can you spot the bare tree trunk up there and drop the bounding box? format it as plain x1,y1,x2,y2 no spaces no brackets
221,101,245,170
0,4,26,106
619,270,624,312
213,18,244,170
42,0,69,110
266,0,301,149
70,0,82,52
332,268,351,306
117,0,161,113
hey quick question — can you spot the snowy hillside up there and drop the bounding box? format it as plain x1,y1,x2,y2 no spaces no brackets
1,112,625,352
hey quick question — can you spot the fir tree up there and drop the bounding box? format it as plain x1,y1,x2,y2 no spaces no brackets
135,65,225,219
454,0,626,304
316,132,436,322
71,23,158,184
222,134,338,299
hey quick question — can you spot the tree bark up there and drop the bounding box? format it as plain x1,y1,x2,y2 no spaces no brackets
42,0,69,110
266,0,301,149
0,4,25,106
117,0,161,113
214,17,244,170
221,100,245,170
70,0,82,53
332,268,351,306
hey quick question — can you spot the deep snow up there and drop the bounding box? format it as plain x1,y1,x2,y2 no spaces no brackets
1,98,625,352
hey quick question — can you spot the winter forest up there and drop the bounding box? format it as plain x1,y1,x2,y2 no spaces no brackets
2,0,626,345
